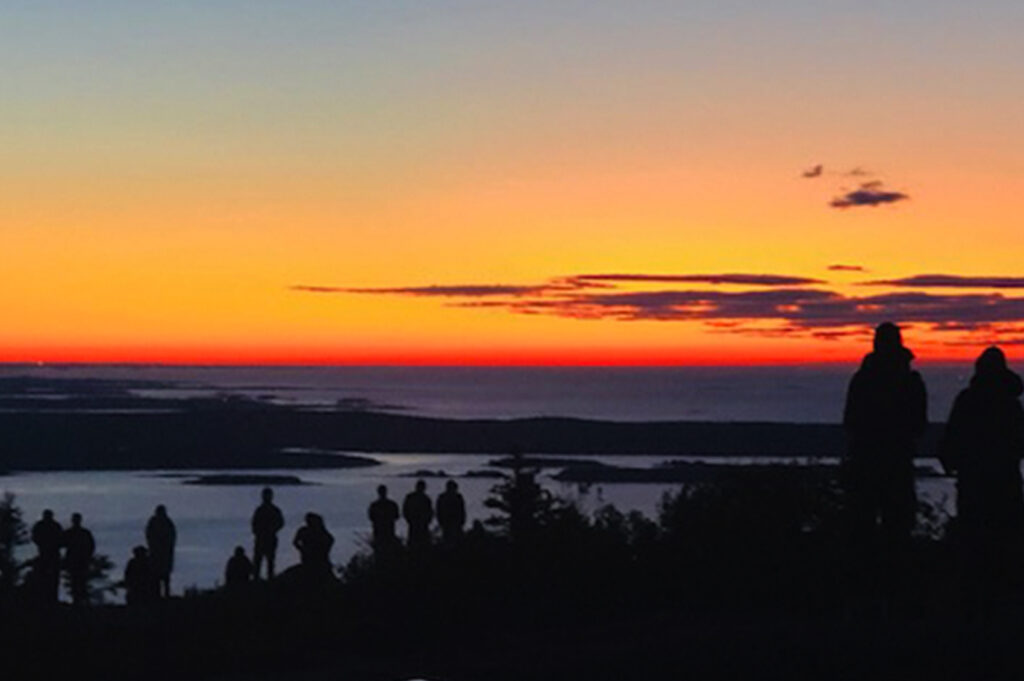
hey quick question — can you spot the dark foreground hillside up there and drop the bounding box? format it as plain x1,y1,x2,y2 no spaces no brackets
3,465,1021,681
4,597,1023,681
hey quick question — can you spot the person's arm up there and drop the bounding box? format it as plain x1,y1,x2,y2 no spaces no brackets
274,507,284,533
938,393,966,474
1010,400,1024,460
842,373,862,434
911,372,928,437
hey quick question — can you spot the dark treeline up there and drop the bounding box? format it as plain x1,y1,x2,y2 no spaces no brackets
1,328,1023,680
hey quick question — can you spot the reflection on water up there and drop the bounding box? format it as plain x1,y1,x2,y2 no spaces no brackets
1,454,956,602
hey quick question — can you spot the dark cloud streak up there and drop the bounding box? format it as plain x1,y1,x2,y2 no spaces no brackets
569,273,824,286
863,275,1024,289
830,181,909,209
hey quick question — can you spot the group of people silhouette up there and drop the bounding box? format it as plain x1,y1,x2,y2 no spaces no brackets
24,322,1024,612
28,510,95,605
30,480,468,604
369,480,467,552
843,323,1024,610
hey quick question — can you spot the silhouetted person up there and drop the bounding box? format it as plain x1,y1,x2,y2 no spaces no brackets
225,546,253,591
31,509,63,603
62,512,96,606
843,323,926,610
368,485,400,553
293,513,334,579
940,347,1024,613
251,487,285,580
124,546,157,606
436,480,467,543
844,323,927,541
146,505,176,598
403,480,434,549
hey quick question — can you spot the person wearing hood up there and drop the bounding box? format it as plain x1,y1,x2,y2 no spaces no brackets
940,347,1024,530
939,346,1024,615
843,322,928,548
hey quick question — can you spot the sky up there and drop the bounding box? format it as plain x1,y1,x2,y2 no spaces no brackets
3,1,1023,365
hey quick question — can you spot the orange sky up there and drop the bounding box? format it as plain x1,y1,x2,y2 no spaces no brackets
3,2,1023,365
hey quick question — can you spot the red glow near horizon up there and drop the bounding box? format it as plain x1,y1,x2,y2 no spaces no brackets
0,342,1004,367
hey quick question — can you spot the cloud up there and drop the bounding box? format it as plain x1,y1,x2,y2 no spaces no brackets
801,164,824,178
568,273,824,287
293,273,1024,344
862,275,1024,289
827,264,867,273
830,181,909,209
291,272,822,300
290,284,552,297
455,288,1024,340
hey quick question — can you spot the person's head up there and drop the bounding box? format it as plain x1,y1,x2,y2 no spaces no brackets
415,479,426,493
133,546,147,559
873,322,904,354
71,512,82,527
261,487,274,503
305,512,316,525
446,480,458,493
234,546,246,558
155,504,167,517
377,484,388,499
975,346,1008,377
42,509,53,521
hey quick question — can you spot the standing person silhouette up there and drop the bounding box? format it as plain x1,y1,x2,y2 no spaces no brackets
31,509,63,603
146,505,177,599
939,347,1024,613
368,485,400,553
843,322,927,607
403,480,434,549
62,512,96,606
436,480,467,544
251,487,285,580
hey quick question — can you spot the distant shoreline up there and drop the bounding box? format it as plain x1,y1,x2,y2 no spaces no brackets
0,405,944,472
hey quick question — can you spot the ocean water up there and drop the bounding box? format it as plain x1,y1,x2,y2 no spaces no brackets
2,455,955,601
0,363,978,422
3,454,687,600
0,364,976,601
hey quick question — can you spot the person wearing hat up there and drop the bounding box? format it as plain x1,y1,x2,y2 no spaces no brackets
843,322,927,557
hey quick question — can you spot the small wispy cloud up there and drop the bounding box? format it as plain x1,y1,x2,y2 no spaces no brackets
800,165,873,179
830,181,909,209
827,264,867,273
567,273,824,287
290,284,553,297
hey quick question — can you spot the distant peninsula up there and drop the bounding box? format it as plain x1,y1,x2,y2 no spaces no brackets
0,376,944,471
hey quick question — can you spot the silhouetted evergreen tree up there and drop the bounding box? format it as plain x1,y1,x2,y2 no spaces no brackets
62,554,116,605
483,454,560,542
0,493,27,596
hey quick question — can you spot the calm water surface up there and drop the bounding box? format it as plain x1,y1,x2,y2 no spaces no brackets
2,454,955,602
